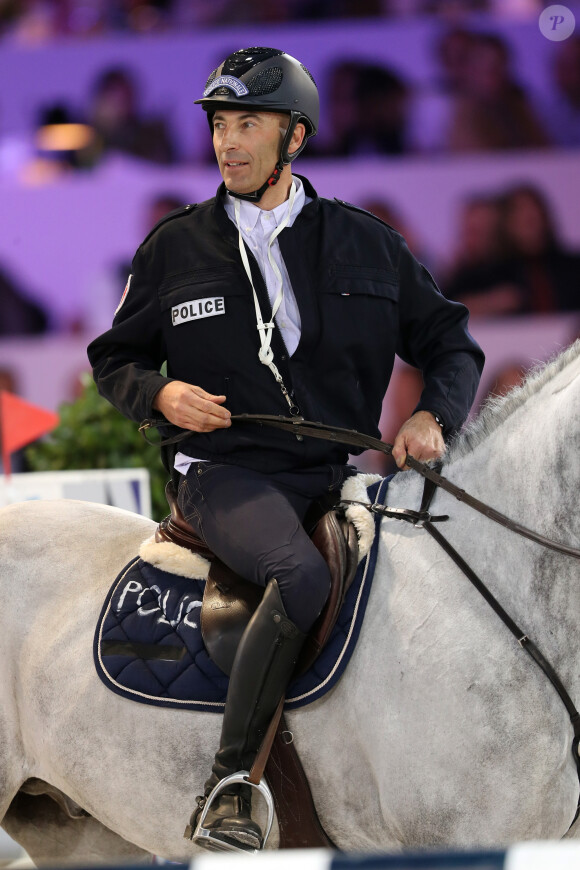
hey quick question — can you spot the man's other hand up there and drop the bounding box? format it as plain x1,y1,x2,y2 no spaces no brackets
153,381,231,433
391,411,445,470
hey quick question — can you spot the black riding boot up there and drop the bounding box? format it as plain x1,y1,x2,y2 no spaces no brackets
188,578,306,850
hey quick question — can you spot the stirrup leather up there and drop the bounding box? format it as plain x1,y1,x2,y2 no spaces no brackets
190,771,275,853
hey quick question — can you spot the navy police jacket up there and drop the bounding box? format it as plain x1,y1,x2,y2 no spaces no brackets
88,176,484,474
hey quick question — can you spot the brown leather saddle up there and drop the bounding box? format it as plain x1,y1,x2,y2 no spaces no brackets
155,480,359,848
156,481,359,677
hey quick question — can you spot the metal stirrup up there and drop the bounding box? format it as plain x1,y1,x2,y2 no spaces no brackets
191,771,275,853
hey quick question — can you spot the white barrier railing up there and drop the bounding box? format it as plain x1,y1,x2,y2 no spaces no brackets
0,467,151,516
3,841,580,869
181,841,580,870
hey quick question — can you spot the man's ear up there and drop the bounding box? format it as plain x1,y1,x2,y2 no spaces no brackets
288,122,306,156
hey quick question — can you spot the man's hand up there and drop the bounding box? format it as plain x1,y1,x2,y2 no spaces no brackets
391,410,445,470
153,381,231,433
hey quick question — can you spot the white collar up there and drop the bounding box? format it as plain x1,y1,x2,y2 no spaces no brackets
225,175,306,233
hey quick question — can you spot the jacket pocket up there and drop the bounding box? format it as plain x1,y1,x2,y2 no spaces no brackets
158,272,248,335
324,264,399,301
159,265,240,293
158,266,245,311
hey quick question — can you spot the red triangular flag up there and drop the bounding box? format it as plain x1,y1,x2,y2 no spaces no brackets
0,390,59,476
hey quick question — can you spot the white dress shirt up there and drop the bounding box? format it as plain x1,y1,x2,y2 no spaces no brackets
224,175,310,356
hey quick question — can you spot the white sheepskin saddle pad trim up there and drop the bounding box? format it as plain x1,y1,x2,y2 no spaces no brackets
138,537,210,580
340,473,382,561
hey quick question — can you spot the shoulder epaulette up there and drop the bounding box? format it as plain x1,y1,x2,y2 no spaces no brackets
139,203,198,248
333,198,398,233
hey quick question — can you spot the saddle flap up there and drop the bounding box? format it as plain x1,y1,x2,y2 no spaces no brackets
201,561,263,676
297,509,359,674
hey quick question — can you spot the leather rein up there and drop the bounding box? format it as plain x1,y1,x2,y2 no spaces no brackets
142,410,580,557
232,413,580,559
231,413,580,821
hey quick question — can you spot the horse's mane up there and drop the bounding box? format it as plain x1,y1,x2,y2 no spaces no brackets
448,338,580,462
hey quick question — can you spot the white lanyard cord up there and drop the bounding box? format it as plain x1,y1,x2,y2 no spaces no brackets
234,181,299,412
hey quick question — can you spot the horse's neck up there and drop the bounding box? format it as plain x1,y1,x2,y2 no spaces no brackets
445,350,580,535
377,441,578,708
419,357,580,672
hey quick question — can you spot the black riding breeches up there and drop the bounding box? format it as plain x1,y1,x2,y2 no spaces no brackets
176,461,353,633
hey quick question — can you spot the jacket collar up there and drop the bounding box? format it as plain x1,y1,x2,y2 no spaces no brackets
213,174,319,229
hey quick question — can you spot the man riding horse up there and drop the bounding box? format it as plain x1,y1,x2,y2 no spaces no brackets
88,46,484,852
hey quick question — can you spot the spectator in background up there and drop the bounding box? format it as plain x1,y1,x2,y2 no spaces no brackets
360,197,434,269
0,265,50,336
500,183,580,312
436,26,476,94
0,0,62,43
407,26,474,153
541,35,580,149
482,360,527,400
83,192,187,335
446,33,551,151
292,0,382,17
84,67,176,165
108,0,174,33
443,194,524,316
316,60,410,157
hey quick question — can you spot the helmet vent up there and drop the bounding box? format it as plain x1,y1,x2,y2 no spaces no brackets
247,67,283,96
204,69,218,91
223,47,284,78
300,63,316,85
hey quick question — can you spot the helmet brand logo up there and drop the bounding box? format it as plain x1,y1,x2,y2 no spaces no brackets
203,75,249,98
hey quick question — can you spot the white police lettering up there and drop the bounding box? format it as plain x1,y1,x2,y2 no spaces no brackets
203,75,249,98
171,297,225,326
117,578,142,611
115,578,202,631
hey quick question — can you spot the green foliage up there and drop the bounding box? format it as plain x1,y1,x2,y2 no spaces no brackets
25,373,168,520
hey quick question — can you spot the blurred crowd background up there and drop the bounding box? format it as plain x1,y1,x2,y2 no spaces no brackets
1,0,579,471
0,0,571,37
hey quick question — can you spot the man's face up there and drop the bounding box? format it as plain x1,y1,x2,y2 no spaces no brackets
212,109,285,194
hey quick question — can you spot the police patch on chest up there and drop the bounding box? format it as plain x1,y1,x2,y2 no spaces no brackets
171,297,225,326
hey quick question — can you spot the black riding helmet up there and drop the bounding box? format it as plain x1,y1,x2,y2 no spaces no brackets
195,47,319,201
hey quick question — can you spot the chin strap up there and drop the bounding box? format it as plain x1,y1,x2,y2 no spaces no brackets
227,159,284,204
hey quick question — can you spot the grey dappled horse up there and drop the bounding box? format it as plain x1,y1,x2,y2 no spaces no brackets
1,339,580,865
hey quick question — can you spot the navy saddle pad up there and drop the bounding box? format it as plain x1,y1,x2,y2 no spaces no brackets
94,478,388,712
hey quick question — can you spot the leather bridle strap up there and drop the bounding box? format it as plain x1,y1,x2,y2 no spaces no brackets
353,466,580,826
416,478,580,826
423,520,580,742
231,414,580,560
